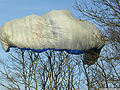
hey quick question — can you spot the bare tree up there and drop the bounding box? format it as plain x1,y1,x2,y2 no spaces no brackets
74,0,120,89
0,49,85,90
0,49,41,90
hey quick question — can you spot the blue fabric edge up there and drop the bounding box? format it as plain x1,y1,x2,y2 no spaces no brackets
5,46,98,55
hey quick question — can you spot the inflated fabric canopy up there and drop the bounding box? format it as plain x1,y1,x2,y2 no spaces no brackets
0,10,105,65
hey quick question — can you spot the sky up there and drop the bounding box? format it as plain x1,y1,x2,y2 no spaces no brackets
0,0,79,60
0,0,79,26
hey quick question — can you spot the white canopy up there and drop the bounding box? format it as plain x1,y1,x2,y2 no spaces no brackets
0,10,105,65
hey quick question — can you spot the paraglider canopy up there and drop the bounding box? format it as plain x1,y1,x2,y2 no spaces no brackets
0,10,105,65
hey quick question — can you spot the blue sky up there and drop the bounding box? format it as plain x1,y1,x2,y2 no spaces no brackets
0,0,79,26
0,0,79,59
